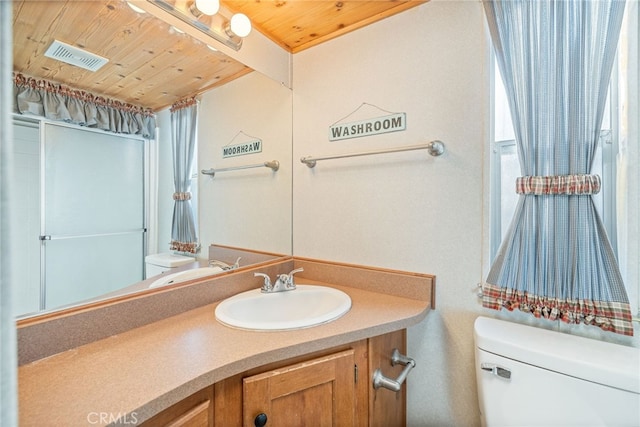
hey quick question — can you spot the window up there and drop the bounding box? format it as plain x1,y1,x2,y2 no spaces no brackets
491,66,616,256
489,4,639,316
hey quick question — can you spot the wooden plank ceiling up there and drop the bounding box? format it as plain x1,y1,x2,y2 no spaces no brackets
12,0,426,111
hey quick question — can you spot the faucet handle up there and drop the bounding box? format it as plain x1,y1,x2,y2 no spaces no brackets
288,268,304,279
232,257,242,269
286,268,304,288
254,272,272,292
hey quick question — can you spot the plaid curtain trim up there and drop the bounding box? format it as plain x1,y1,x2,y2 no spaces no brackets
481,283,634,336
170,97,197,113
516,174,601,195
169,240,199,254
172,192,192,201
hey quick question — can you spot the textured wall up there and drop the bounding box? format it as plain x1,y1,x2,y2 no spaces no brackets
292,1,489,425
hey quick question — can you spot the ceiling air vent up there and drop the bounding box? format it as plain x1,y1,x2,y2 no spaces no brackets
44,40,108,72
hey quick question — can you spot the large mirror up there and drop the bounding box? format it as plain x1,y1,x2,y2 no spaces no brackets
10,0,292,318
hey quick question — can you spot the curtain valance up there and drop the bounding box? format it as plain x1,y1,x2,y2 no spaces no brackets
12,73,156,139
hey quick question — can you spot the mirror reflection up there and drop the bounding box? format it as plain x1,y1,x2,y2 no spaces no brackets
11,1,292,318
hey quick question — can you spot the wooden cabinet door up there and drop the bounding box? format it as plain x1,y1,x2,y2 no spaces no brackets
243,349,356,427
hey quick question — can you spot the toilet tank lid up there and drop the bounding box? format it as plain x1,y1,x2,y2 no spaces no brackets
145,253,195,268
474,316,640,394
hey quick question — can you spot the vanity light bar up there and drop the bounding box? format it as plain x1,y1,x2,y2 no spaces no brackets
149,0,245,51
201,160,280,178
300,140,445,168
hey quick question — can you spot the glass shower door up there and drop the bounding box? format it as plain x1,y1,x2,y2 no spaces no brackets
42,123,145,310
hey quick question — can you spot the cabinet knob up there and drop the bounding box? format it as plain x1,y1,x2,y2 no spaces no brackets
254,412,268,426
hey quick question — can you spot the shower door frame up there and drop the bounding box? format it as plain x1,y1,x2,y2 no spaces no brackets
13,115,150,314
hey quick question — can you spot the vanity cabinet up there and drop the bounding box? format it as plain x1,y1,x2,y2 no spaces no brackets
214,329,407,427
243,349,357,426
141,386,213,427
139,330,407,427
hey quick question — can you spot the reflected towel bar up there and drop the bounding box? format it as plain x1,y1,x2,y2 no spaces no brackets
201,160,280,177
300,141,445,168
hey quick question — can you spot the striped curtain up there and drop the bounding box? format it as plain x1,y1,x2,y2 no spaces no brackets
169,98,199,254
483,0,633,335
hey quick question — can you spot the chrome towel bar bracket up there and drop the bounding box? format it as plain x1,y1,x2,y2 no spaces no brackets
372,348,416,392
301,140,445,168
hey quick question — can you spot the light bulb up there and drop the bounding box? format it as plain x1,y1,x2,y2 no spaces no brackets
229,13,252,38
127,2,146,13
195,0,219,16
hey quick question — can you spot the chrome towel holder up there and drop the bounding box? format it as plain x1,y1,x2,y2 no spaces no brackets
372,348,416,392
300,141,445,168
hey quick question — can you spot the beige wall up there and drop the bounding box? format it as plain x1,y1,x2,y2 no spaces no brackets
292,1,489,425
197,72,293,255
292,1,639,425
157,72,294,257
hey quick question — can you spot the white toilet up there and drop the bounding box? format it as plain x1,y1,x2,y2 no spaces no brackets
474,316,640,427
144,252,195,279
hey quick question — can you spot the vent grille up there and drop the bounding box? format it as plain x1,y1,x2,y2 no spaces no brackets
44,40,108,72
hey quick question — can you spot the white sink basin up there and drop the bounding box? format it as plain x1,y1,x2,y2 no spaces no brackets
215,285,352,331
149,266,224,288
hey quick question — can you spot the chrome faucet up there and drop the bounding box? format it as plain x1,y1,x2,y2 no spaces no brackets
255,268,304,293
209,257,241,271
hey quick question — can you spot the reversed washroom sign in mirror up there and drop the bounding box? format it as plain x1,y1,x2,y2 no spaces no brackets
201,131,280,178
222,130,263,157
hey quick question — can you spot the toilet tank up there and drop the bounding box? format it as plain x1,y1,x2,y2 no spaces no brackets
474,317,640,427
145,253,195,278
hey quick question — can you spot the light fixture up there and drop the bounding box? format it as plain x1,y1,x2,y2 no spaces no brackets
226,13,252,38
149,0,252,51
170,25,185,34
127,1,146,14
189,0,219,17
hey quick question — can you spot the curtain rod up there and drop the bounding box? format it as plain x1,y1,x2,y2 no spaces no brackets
300,141,445,168
201,160,279,178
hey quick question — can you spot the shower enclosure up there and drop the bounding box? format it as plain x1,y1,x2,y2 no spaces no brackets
12,117,146,316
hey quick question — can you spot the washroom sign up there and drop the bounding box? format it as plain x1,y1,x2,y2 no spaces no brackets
328,112,406,141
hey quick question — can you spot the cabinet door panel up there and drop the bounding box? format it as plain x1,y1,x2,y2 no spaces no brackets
165,400,211,427
243,349,355,427
141,387,213,427
272,382,333,427
369,330,407,427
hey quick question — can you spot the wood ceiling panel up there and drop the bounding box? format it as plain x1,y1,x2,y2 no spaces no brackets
13,0,250,110
12,0,427,111
224,0,427,52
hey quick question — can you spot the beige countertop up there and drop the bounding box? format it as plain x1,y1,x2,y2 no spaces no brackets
18,280,430,426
